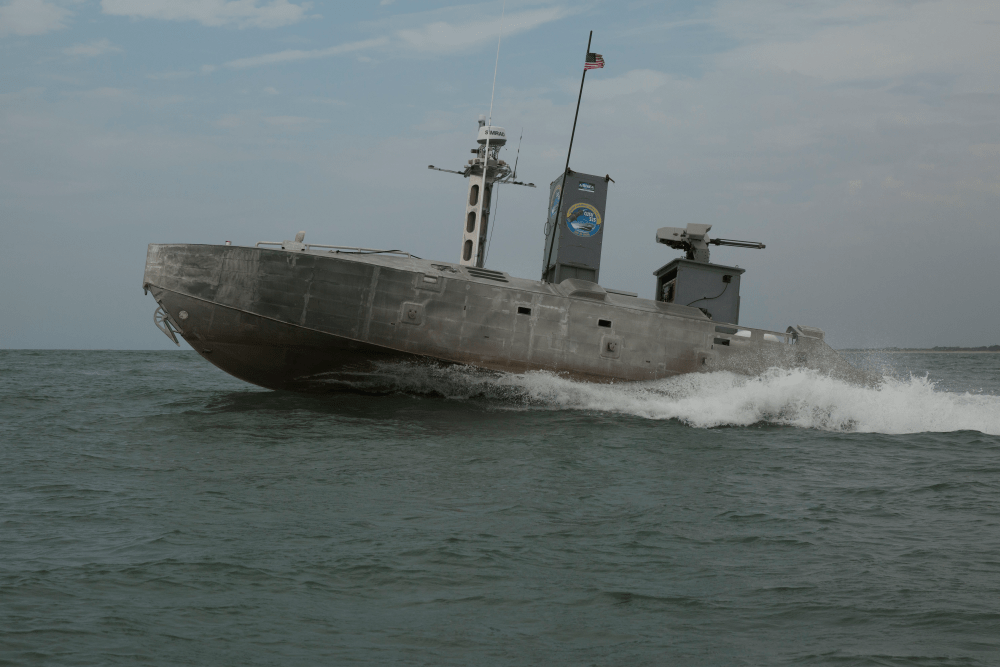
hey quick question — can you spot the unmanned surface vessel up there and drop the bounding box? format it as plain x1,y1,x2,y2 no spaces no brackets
143,117,861,391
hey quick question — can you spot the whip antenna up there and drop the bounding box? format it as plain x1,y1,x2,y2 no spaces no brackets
483,0,505,194
480,0,505,265
512,128,523,179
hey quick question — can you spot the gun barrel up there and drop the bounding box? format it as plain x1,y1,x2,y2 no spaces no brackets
709,238,766,250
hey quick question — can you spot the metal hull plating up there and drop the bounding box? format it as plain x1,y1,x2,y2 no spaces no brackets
143,244,862,391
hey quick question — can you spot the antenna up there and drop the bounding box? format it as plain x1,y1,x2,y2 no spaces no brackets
426,0,534,267
482,0,505,203
486,128,524,263
512,128,523,179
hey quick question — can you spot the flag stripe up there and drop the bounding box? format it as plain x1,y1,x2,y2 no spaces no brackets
584,52,604,70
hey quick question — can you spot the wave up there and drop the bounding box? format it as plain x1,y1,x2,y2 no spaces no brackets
322,363,1000,435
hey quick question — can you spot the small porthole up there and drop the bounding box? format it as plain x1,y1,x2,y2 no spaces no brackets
518,306,531,315
598,319,612,328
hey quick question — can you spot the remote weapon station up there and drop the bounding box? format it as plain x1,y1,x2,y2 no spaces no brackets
142,38,862,390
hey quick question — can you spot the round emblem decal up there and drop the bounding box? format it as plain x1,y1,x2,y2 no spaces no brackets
549,187,561,222
565,203,602,237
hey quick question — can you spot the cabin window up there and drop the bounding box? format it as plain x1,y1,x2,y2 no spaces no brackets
518,306,531,315
466,211,476,233
662,280,676,303
598,319,612,328
463,239,473,261
469,184,480,206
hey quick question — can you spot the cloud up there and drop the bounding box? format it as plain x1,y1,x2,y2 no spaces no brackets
0,0,69,36
63,38,121,57
100,0,309,29
146,70,196,80
216,5,569,70
397,6,570,54
713,0,1000,84
223,36,388,68
584,69,673,100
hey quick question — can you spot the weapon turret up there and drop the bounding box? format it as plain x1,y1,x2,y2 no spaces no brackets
652,223,766,324
656,223,764,264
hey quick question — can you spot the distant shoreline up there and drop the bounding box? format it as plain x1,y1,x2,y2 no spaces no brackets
840,347,1000,353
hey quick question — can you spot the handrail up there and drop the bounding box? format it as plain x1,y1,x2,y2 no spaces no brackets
255,241,412,258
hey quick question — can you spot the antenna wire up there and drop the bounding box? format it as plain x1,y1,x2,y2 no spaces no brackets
478,0,505,267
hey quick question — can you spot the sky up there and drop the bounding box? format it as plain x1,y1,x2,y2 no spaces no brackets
1,0,998,350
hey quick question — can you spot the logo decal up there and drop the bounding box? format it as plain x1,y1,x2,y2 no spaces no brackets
549,187,561,222
565,203,602,237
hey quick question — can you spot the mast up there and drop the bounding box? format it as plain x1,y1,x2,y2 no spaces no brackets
426,1,535,267
543,31,593,282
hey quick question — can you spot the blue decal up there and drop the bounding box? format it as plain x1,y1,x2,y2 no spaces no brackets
565,203,602,238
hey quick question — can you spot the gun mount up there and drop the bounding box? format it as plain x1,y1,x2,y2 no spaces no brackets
652,223,766,324
656,223,764,264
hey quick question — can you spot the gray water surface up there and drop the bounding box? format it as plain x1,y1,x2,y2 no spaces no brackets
2,351,999,665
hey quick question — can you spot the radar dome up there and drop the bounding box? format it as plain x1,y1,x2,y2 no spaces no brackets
476,126,507,146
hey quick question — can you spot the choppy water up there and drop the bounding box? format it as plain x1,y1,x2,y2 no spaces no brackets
2,350,999,665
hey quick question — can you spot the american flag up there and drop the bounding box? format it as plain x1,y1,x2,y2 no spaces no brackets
584,52,604,70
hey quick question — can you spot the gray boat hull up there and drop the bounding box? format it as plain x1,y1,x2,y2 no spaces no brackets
143,244,864,391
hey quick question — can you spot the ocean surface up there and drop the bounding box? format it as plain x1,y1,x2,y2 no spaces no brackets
2,350,999,666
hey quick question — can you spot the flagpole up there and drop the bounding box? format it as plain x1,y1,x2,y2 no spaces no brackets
564,30,592,182
545,30,592,282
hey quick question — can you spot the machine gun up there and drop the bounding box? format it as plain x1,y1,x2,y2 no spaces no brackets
656,223,765,263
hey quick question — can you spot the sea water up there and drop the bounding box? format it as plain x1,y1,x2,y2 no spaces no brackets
2,350,999,665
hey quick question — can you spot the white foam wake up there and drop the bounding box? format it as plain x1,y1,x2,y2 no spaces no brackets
505,368,1000,434
364,364,1000,435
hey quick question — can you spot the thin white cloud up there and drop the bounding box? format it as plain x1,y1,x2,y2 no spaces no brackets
216,5,569,70
264,115,320,127
397,6,570,54
63,38,121,57
146,70,197,80
0,0,69,36
713,0,1000,83
584,70,673,100
223,36,388,68
100,0,310,29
